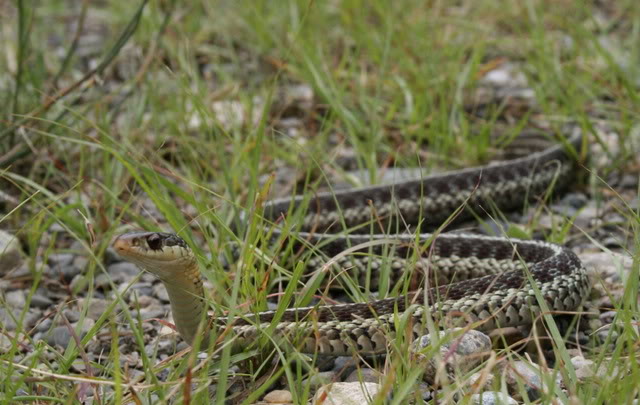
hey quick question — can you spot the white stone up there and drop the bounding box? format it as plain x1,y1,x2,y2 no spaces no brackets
0,230,23,274
313,382,381,404
263,389,293,403
470,392,517,405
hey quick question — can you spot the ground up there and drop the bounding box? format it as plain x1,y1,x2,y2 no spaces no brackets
0,1,639,404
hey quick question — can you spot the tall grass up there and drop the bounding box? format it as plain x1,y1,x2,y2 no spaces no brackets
1,0,639,403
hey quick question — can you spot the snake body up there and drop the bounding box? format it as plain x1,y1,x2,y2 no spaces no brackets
113,128,590,355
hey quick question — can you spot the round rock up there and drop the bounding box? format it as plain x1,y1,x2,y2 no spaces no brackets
503,360,561,401
345,367,381,383
263,389,293,403
413,329,492,383
108,262,141,282
313,382,381,405
0,230,23,274
470,392,517,405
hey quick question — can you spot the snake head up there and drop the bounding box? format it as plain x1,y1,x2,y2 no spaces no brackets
112,232,196,281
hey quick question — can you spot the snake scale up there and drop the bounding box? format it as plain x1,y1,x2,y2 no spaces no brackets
113,127,591,355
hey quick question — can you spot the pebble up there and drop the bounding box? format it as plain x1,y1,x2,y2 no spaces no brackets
121,283,154,302
47,326,74,347
599,310,617,325
78,298,110,321
24,309,43,329
71,256,88,276
4,290,26,309
602,236,624,249
0,309,17,330
48,252,75,268
0,334,13,352
344,368,381,383
468,370,496,388
313,382,381,405
263,389,293,403
331,356,357,373
63,309,81,323
579,251,633,280
469,392,518,405
139,303,167,320
36,318,53,333
551,192,588,217
135,295,158,308
69,274,87,291
0,230,23,274
30,293,54,309
571,355,621,380
301,371,337,389
572,355,596,380
413,329,492,383
108,262,141,282
5,262,32,279
103,247,122,266
47,319,95,348
152,283,170,302
502,360,560,401
481,63,528,88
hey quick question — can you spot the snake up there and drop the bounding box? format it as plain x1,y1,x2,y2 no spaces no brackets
112,127,591,356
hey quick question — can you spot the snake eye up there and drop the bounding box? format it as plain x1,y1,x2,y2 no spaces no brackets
147,233,163,251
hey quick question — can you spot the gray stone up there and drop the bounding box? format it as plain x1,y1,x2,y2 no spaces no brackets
470,392,517,405
579,251,633,279
47,326,73,347
103,247,121,266
503,361,561,401
48,253,74,268
152,283,170,302
108,262,140,282
0,308,17,330
332,356,357,373
313,382,381,405
600,310,617,325
122,283,154,301
551,192,588,217
62,309,81,323
0,230,23,274
30,293,54,309
413,329,492,383
24,308,42,328
78,298,110,321
0,334,13,352
301,371,337,389
70,256,88,278
135,295,157,308
36,318,53,333
93,274,111,290
10,262,33,278
46,319,95,348
53,263,80,282
345,368,380,383
139,303,166,320
571,355,621,380
602,236,624,249
4,290,26,309
468,370,496,388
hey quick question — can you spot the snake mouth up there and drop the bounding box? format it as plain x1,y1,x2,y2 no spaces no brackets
112,232,193,269
113,231,186,252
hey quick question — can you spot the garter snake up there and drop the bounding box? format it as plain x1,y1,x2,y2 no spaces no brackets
113,127,590,355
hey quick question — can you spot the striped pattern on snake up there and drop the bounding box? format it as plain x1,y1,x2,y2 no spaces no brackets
112,127,590,355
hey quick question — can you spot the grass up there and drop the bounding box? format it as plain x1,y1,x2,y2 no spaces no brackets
1,0,639,403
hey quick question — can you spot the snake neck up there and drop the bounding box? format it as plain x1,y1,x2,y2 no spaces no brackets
160,262,210,346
